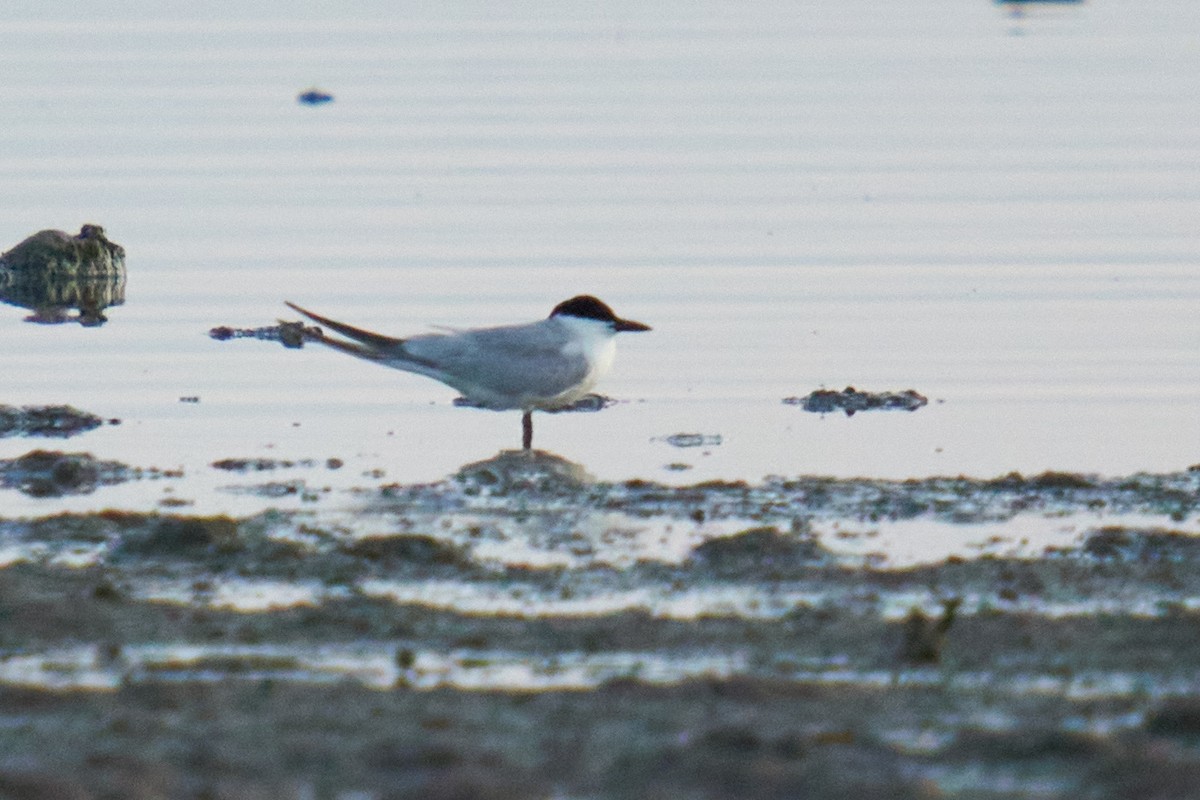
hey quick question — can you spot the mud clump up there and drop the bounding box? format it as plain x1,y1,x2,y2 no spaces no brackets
0,405,107,438
784,387,928,415
117,516,242,557
0,225,126,326
690,526,826,575
343,534,470,568
211,457,320,472
1082,527,1200,562
0,451,124,497
898,597,962,665
454,449,593,496
658,433,723,448
0,225,125,276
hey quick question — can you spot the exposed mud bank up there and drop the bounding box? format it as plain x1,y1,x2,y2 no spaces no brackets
1,462,1199,798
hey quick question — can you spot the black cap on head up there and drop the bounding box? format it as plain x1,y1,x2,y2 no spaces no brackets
550,295,651,332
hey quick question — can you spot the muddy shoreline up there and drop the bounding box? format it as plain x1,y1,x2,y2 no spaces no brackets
1,457,1199,798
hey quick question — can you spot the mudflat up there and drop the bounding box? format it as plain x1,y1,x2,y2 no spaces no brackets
1,453,1198,798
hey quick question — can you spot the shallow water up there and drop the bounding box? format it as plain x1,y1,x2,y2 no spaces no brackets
2,0,1198,516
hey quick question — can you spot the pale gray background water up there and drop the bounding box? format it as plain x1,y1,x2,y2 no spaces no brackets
2,0,1198,513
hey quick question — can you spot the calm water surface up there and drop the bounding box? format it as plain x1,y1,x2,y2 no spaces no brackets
1,0,1198,514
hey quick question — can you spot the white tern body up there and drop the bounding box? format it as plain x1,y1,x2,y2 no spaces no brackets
285,295,650,449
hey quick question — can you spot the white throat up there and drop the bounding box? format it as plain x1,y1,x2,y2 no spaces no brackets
558,315,618,372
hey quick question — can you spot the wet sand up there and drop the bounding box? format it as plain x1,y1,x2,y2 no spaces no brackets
2,450,1199,799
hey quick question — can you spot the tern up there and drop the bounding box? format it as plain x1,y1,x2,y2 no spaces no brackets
285,295,651,449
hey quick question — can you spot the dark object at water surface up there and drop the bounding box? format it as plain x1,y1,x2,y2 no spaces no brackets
297,88,334,105
209,321,317,348
0,450,122,497
0,224,125,276
783,387,929,416
0,405,106,438
0,225,126,325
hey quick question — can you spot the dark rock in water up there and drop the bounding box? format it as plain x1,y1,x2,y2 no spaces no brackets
0,405,106,438
783,386,928,416
0,225,126,325
0,225,125,276
297,87,334,105
0,450,122,497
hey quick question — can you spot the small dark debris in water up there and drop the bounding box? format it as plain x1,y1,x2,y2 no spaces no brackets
179,396,200,404
326,458,344,470
899,597,961,665
213,458,278,472
219,480,322,500
0,405,106,438
209,321,318,349
0,224,125,276
212,457,318,472
783,387,928,416
664,463,693,472
0,450,153,497
658,433,723,448
297,88,334,105
159,496,194,508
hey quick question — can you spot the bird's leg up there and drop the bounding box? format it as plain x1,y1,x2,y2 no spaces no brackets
522,411,533,450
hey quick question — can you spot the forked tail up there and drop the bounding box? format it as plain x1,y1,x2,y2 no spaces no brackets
285,301,410,362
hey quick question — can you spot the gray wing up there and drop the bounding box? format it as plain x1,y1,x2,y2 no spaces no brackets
403,320,588,401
